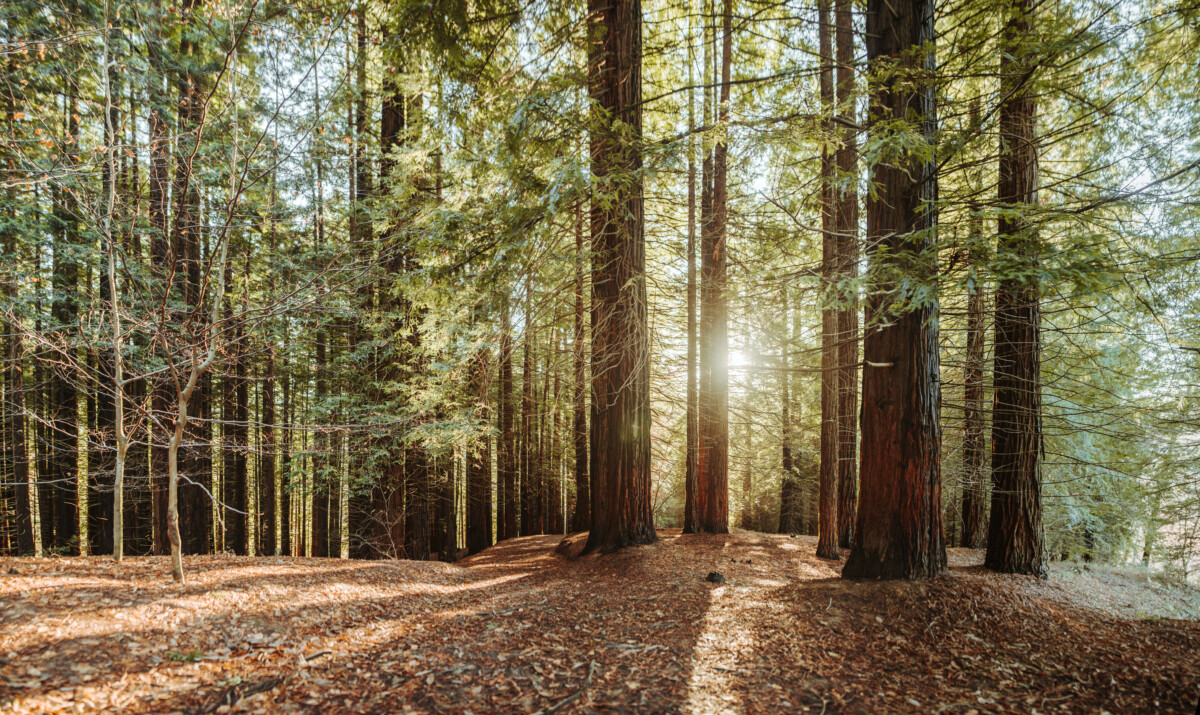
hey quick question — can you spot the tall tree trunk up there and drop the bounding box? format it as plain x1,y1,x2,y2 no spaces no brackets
498,297,517,541
835,0,860,550
467,343,493,553
346,8,374,559
960,103,988,549
2,89,33,554
146,29,172,555
683,16,699,535
986,0,1043,575
842,0,946,580
221,262,248,555
696,0,732,535
50,90,81,554
584,0,656,553
280,347,292,555
816,0,841,560
571,199,589,532
778,288,802,533
520,272,536,536
687,0,713,536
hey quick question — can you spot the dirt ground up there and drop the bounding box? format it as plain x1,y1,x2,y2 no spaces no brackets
2,529,1198,714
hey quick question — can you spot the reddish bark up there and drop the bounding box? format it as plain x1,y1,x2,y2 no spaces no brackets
986,0,1044,575
835,0,860,550
842,0,946,580
584,0,656,553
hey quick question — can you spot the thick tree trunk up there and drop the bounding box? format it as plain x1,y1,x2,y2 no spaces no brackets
583,0,656,553
834,0,860,550
842,0,946,580
986,0,1044,575
816,0,840,560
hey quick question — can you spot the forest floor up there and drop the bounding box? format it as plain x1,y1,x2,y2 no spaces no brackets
2,529,1200,714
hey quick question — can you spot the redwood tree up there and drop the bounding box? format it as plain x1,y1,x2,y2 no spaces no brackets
584,0,656,553
834,0,860,551
696,0,732,535
986,0,1044,575
842,0,946,580
816,0,840,560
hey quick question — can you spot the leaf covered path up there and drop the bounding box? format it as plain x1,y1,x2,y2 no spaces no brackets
2,529,1198,713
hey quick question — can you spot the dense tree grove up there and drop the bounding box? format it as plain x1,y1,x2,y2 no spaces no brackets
1,0,1198,585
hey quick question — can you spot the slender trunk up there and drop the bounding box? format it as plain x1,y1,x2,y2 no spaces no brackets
147,29,172,556
835,0,860,550
347,8,373,558
520,272,535,536
779,288,802,533
467,343,492,553
842,0,945,580
499,297,517,540
986,0,1043,575
961,103,988,549
50,90,81,554
816,0,840,560
584,0,656,553
280,351,292,555
696,0,733,535
571,198,589,532
2,79,34,555
683,12,699,535
261,343,277,555
100,16,128,560
688,0,714,536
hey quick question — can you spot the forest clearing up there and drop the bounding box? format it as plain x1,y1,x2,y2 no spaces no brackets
4,530,1199,713
4,0,1200,707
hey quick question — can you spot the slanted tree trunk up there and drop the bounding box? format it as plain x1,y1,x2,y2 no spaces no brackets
835,0,860,550
583,0,656,553
986,0,1044,576
842,0,946,580
816,0,841,560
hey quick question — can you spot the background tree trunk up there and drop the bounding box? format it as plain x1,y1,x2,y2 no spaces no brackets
817,0,841,560
835,0,860,551
986,0,1044,575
